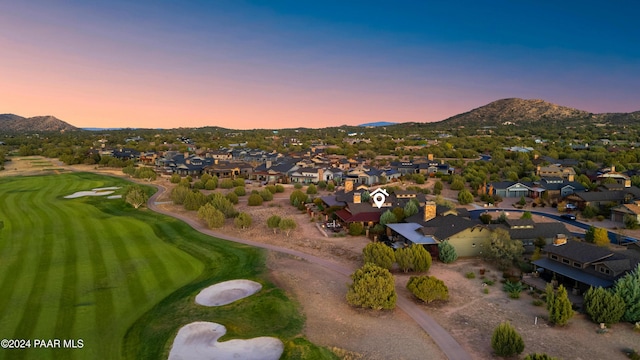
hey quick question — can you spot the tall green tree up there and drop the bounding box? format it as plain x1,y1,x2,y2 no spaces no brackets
546,284,574,326
614,264,640,322
346,263,397,310
583,286,626,325
278,218,297,237
363,242,395,271
483,228,524,270
403,200,419,217
379,210,398,226
491,321,525,357
197,203,225,229
411,244,432,272
585,225,596,243
457,189,474,205
438,241,458,264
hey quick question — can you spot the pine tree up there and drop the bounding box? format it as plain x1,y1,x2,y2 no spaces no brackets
585,225,596,243
379,210,398,226
363,242,395,270
614,264,640,322
266,215,281,234
407,276,449,303
346,263,397,310
546,284,574,326
491,321,525,357
395,247,415,273
234,212,252,229
438,241,458,264
411,244,432,272
583,286,626,325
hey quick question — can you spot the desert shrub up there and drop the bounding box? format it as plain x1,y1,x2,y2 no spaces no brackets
503,281,524,299
524,353,559,360
395,247,415,273
479,213,493,224
407,276,449,303
234,186,246,196
289,190,308,206
170,185,191,205
346,263,396,310
207,192,238,218
294,183,303,189
306,183,318,194
275,184,285,193
225,192,239,204
233,178,245,187
362,242,395,271
491,321,525,357
247,193,263,206
197,203,225,229
265,184,277,194
259,189,273,201
278,218,297,237
170,173,181,183
204,179,217,190
465,272,476,279
266,215,281,234
219,178,234,189
233,212,252,229
349,222,364,236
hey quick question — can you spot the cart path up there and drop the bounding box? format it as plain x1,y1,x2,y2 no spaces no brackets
147,184,473,360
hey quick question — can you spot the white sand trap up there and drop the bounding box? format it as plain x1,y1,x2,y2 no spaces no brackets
107,195,122,199
93,186,121,191
64,190,115,199
195,280,262,307
168,322,283,360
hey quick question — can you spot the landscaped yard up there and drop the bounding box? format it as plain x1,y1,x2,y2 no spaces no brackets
0,172,333,360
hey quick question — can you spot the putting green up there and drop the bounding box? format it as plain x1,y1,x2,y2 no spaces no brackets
0,173,337,360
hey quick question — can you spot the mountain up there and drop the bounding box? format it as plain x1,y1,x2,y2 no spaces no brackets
0,114,78,132
359,121,397,127
435,98,595,127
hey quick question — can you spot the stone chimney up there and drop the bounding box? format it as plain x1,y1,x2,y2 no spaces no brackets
610,165,615,173
428,153,434,161
424,201,436,222
214,159,219,165
345,179,354,192
266,160,272,169
353,192,361,204
184,152,189,159
318,168,324,183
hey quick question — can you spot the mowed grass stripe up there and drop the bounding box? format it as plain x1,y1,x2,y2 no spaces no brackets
10,179,58,360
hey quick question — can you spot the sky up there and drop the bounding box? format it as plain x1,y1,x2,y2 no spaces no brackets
1,1,639,130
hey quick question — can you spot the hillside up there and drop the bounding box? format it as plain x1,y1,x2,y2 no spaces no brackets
0,114,78,132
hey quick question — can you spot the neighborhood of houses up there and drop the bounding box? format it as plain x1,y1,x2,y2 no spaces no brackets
104,144,640,296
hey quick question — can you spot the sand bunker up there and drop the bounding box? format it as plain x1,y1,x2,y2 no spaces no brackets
107,195,122,199
64,187,121,199
195,280,262,306
168,322,283,360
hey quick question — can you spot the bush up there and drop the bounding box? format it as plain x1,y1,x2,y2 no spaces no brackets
233,178,245,187
225,192,239,204
524,353,560,360
265,184,277,194
407,276,449,303
219,178,234,189
294,183,303,189
170,173,181,183
349,222,364,236
465,272,476,279
290,190,308,206
491,321,525,357
197,203,225,229
234,212,252,229
503,281,524,299
411,244,432,272
363,242,395,271
546,284,574,326
306,183,318,194
346,263,396,310
479,213,493,224
266,215,281,234
234,186,246,196
259,189,273,201
204,179,217,190
395,247,415,273
275,184,285,193
247,193,263,206
278,218,297,237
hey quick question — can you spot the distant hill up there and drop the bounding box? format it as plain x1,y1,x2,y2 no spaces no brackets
359,121,397,127
434,98,640,128
0,114,78,132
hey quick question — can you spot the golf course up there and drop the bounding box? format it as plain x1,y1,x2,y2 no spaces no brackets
0,172,335,359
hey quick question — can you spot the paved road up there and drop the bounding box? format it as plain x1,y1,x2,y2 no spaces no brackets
147,184,473,360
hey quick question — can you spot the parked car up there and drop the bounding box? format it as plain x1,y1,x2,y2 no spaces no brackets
565,203,577,210
561,214,576,220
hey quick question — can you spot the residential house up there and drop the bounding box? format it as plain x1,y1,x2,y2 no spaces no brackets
489,219,572,253
537,178,585,200
533,240,640,293
610,201,640,223
205,160,253,179
487,181,532,198
564,187,640,210
252,160,298,184
536,165,576,181
112,148,141,161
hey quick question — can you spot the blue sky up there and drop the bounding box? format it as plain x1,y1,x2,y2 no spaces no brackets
1,0,638,128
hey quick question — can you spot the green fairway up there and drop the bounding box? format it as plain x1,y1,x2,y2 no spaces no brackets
0,172,336,360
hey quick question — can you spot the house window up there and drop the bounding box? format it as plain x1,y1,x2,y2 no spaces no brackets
573,262,581,268
550,254,558,260
472,243,476,248
562,258,570,265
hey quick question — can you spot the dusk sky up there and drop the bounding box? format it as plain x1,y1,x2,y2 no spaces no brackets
1,1,638,129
